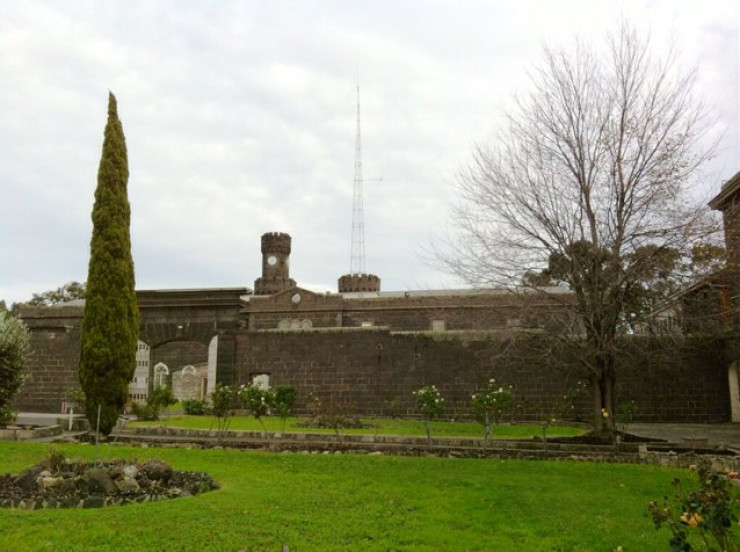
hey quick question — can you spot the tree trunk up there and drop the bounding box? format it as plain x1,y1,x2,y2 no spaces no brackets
591,357,616,440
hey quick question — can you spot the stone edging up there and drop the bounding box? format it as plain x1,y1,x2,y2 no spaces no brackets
0,425,63,441
111,426,740,471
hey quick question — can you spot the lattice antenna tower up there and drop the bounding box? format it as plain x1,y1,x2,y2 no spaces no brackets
350,83,366,276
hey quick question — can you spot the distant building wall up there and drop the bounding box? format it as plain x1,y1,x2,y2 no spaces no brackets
12,306,83,413
226,328,729,422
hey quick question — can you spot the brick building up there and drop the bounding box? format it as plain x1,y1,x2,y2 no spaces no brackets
11,175,740,422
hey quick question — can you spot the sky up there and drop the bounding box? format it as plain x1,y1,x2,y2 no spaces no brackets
1,0,739,306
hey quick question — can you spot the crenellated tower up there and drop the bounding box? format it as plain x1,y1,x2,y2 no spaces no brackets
254,232,296,295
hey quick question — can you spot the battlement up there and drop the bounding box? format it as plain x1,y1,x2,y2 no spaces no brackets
261,232,292,255
338,273,381,293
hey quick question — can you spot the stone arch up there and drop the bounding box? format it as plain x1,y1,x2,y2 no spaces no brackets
729,362,740,422
154,362,169,388
182,365,196,376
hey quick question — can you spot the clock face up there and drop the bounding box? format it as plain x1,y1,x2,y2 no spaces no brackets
267,255,278,266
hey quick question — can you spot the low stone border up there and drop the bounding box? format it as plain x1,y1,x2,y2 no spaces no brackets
0,425,63,441
111,426,740,471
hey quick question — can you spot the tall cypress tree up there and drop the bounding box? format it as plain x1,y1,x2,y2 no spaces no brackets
79,92,139,436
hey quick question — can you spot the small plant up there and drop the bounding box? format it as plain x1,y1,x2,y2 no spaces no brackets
299,393,365,439
182,398,209,415
209,383,238,442
42,445,66,472
615,400,638,438
414,385,445,448
130,386,176,421
239,384,276,439
540,380,588,455
561,380,588,422
383,397,402,419
273,386,297,431
65,388,87,412
649,458,740,551
471,379,514,450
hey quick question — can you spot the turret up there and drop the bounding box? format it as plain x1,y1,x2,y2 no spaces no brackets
254,232,296,295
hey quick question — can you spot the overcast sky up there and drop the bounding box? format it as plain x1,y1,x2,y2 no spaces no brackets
1,0,738,306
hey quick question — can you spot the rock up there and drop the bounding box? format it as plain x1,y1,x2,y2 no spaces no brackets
59,477,77,493
14,466,43,491
116,476,140,493
82,495,105,508
39,476,64,489
141,460,172,482
85,468,117,494
0,459,217,510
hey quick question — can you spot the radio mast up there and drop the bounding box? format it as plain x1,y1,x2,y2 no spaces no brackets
350,83,365,276
338,83,382,294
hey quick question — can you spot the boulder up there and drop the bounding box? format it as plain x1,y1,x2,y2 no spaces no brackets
14,466,43,492
84,468,117,494
141,460,172,482
39,476,64,489
115,476,140,494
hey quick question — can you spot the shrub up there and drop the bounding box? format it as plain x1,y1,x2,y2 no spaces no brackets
649,458,740,551
471,379,514,449
131,386,176,421
299,393,365,438
209,384,238,441
182,398,209,415
0,311,30,425
274,385,297,429
615,400,638,437
239,384,276,439
414,385,445,448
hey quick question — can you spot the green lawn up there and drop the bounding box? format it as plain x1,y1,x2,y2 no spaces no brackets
0,441,684,551
132,414,585,440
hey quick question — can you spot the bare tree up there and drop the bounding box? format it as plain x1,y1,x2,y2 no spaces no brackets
438,22,718,437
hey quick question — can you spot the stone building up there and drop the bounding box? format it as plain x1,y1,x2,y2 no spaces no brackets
11,175,740,422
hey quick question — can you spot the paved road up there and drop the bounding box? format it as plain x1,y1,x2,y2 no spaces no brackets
629,423,740,449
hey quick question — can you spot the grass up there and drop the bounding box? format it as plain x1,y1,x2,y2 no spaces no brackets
132,413,585,439
0,441,685,551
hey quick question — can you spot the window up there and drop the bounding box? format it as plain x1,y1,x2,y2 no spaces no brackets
252,373,270,390
431,320,446,332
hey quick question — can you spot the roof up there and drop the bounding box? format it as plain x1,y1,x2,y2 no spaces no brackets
339,286,571,299
708,170,740,210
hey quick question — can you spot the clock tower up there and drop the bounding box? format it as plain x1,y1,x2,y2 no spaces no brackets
254,232,296,295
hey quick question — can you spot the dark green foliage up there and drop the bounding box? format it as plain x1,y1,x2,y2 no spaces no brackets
0,311,30,424
182,398,209,415
274,385,297,422
130,386,176,421
78,92,139,436
25,281,86,306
